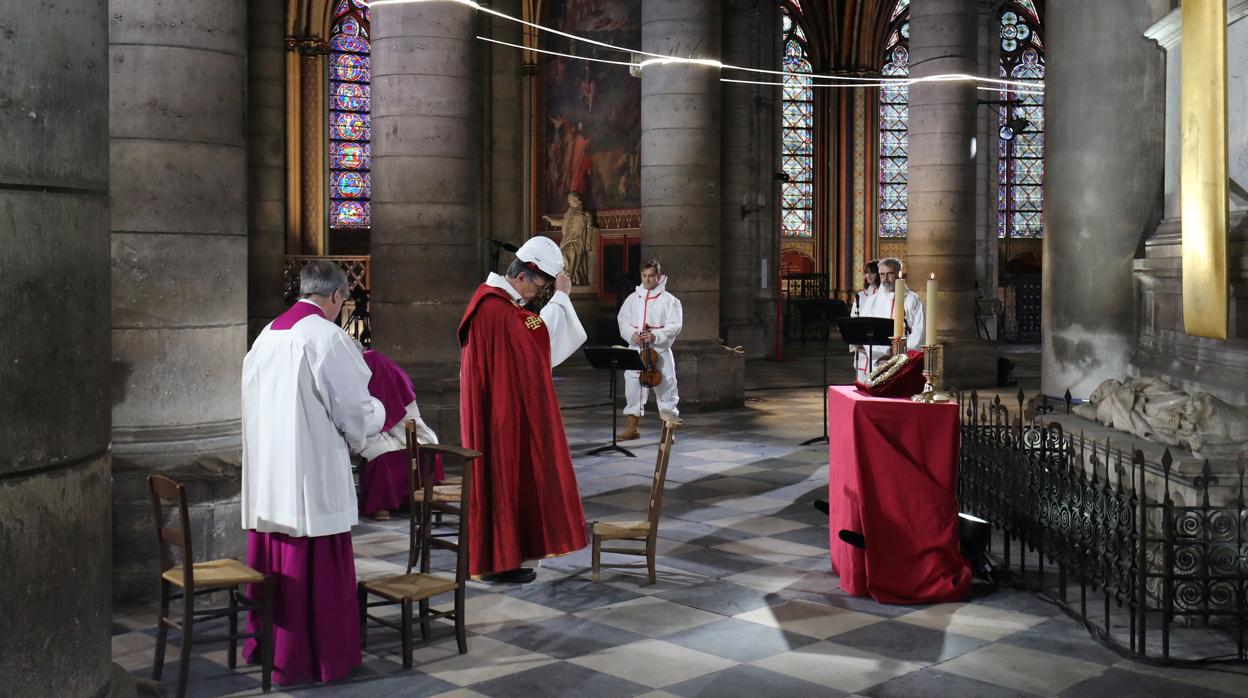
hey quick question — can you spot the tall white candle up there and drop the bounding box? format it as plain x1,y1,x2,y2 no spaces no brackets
893,277,906,340
926,273,937,347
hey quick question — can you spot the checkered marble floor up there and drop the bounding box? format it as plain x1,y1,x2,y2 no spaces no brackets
112,352,1248,697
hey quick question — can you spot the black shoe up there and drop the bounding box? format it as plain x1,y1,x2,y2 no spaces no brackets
838,530,867,550
481,567,537,584
813,500,830,515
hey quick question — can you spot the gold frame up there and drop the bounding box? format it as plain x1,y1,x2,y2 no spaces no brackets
1179,0,1229,339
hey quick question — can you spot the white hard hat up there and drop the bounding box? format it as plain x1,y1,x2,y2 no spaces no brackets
515,236,564,277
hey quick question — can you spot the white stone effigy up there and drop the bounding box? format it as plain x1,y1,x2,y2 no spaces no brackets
1073,376,1248,460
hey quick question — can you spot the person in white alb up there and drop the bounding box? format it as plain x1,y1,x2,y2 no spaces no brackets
616,260,683,440
851,260,881,316
851,257,925,383
240,261,385,685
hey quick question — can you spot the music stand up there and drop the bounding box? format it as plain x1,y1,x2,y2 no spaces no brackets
582,346,646,457
838,317,896,381
799,317,894,446
795,300,850,445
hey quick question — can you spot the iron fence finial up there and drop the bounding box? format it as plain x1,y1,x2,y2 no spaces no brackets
1238,453,1245,506
1161,449,1173,503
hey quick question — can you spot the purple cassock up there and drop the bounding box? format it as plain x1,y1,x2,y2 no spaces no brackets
242,300,361,686
242,531,359,685
359,349,443,517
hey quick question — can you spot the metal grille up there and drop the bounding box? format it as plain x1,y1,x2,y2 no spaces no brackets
958,391,1247,663
282,255,371,346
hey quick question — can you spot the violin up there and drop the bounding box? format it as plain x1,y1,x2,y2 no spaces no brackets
638,323,663,387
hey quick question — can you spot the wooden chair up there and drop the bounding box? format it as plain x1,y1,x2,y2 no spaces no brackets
403,421,464,537
591,417,680,584
359,429,481,667
147,475,272,698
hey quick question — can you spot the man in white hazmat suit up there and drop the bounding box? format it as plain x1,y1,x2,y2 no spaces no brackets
616,260,682,440
851,257,925,383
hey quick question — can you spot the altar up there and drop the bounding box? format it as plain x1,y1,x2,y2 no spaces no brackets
826,386,971,604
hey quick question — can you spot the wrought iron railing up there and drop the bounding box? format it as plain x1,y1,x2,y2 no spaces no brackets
958,391,1247,663
282,255,371,346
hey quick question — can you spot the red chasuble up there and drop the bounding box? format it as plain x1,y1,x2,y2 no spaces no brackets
458,284,589,576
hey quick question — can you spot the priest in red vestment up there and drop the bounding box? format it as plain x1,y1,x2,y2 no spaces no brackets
458,236,589,584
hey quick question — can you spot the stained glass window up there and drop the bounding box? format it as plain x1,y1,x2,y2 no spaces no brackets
780,8,814,239
998,5,1045,239
328,1,372,230
890,0,910,22
878,2,909,239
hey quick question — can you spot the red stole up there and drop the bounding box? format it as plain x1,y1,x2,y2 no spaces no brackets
272,301,324,330
458,284,588,575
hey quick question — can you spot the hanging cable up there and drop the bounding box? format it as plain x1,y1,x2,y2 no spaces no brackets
366,0,1045,92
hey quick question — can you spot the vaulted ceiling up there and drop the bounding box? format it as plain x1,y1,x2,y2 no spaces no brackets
787,0,1017,73
781,0,905,73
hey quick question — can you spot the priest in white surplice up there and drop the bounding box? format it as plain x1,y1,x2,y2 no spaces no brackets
241,261,385,686
851,257,925,383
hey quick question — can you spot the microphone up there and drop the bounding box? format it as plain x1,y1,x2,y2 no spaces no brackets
488,238,519,253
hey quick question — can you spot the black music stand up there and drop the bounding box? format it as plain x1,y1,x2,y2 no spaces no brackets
794,300,850,445
582,346,646,457
838,317,896,382
799,317,894,446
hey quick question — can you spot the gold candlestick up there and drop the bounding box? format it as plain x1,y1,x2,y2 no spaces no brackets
912,344,952,403
890,336,907,358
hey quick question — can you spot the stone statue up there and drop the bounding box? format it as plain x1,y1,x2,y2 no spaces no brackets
1073,377,1248,459
542,191,597,287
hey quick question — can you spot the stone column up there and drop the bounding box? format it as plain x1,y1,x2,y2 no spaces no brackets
489,0,526,254
371,1,480,435
1042,0,1169,399
974,3,999,330
109,0,249,600
720,0,777,358
0,1,113,694
907,0,997,387
642,0,743,409
248,0,289,341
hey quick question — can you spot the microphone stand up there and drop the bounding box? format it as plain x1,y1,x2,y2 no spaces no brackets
487,239,519,274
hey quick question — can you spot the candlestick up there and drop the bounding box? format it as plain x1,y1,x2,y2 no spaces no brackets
890,335,906,358
892,277,906,341
912,344,952,403
926,273,937,347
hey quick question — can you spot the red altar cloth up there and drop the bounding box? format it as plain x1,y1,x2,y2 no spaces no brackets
827,386,971,604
